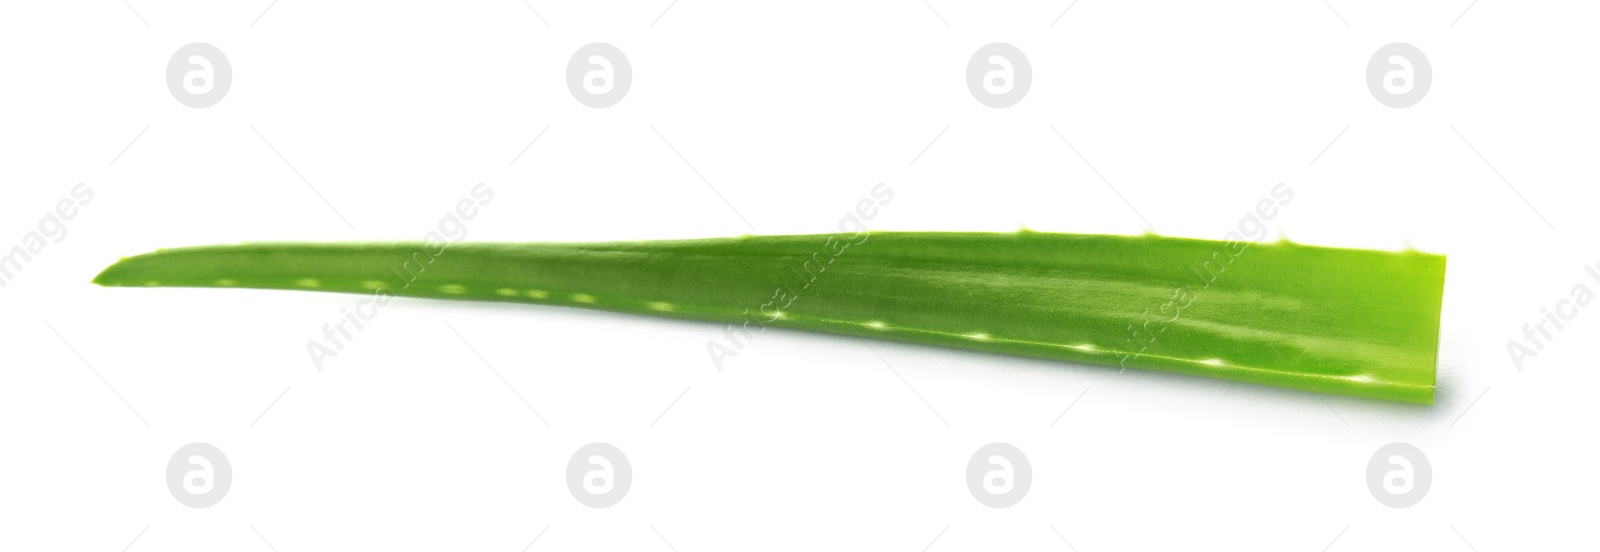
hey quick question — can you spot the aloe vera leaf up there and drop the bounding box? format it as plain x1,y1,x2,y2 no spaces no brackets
92,232,1445,404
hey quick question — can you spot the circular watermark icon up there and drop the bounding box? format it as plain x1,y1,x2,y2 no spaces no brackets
567,43,631,108
1366,442,1431,508
567,442,631,508
967,43,1031,108
166,442,231,508
167,43,231,108
1366,43,1430,108
966,442,1030,508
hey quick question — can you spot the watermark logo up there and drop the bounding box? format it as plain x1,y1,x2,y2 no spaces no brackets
567,43,631,108
1366,442,1430,508
167,443,231,508
167,43,231,108
1366,43,1430,108
967,442,1030,508
567,442,631,508
967,43,1031,108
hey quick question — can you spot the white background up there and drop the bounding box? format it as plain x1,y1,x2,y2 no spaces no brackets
2,1,1598,550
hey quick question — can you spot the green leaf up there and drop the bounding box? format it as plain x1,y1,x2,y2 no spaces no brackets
94,232,1445,404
